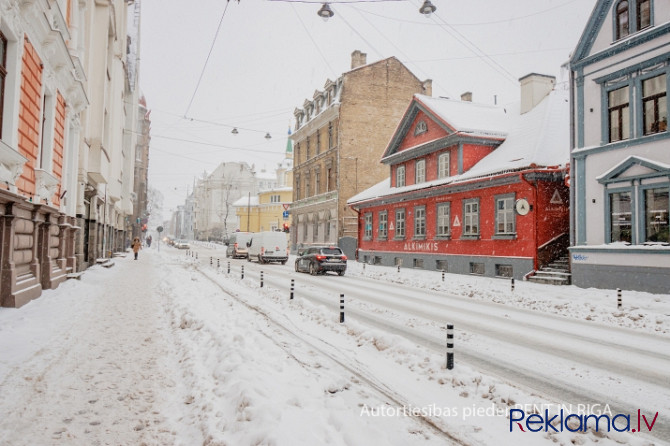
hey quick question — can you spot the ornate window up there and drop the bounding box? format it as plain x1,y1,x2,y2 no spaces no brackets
414,120,427,135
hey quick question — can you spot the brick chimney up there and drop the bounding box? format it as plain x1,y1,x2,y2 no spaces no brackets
351,50,367,70
460,91,472,102
519,73,555,114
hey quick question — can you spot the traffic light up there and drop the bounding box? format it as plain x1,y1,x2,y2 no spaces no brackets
282,223,289,233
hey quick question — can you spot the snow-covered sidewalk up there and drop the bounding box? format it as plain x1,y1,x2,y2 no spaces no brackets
0,251,180,445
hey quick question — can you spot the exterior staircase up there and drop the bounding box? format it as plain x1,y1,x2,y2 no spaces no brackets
528,255,571,285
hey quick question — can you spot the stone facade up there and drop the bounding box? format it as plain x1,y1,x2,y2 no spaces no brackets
0,0,144,307
290,50,431,252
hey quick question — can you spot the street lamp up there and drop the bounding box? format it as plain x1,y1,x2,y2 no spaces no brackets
316,1,435,20
419,0,436,17
317,3,334,21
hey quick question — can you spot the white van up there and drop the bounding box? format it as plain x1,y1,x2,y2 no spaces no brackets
246,231,289,264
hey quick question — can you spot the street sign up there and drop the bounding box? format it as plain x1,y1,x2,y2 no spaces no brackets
157,226,164,233
282,203,290,210
282,210,289,219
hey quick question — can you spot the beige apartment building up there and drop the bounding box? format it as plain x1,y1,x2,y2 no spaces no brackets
290,50,431,253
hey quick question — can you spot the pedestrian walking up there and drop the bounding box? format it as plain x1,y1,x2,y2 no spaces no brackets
146,235,152,248
131,237,141,260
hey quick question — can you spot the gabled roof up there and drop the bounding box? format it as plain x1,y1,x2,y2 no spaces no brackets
381,94,510,162
570,0,610,64
349,88,570,206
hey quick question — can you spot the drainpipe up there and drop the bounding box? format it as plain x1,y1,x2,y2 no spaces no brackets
520,173,539,270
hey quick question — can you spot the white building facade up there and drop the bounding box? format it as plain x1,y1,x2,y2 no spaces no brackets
570,0,670,293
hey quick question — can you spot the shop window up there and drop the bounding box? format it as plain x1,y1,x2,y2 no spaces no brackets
609,191,632,243
644,187,669,243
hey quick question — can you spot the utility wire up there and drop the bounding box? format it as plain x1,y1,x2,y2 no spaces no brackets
355,0,582,26
184,1,231,117
290,2,337,75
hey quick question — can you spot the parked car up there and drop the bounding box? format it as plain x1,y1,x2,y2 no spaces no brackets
246,231,289,264
175,240,190,249
225,232,253,259
295,246,347,276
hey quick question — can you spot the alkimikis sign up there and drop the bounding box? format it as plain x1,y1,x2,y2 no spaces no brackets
510,409,659,433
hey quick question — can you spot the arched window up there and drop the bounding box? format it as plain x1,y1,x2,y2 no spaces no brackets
616,0,629,40
637,0,651,31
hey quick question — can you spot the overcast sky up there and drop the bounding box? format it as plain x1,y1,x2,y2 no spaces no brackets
139,0,597,221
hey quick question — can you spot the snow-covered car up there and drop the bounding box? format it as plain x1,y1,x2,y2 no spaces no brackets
174,240,190,249
295,246,347,276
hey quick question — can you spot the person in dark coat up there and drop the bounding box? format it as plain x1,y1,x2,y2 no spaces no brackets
131,237,141,260
146,235,152,248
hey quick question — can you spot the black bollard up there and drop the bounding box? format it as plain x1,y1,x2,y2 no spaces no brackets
290,279,294,300
227,261,230,274
340,294,345,323
617,288,622,309
446,324,454,370
511,277,515,292
260,271,264,288
241,265,244,279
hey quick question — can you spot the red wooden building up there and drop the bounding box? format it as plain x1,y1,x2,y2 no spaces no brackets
348,74,570,280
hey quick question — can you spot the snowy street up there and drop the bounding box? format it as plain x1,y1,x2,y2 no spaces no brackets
0,243,668,445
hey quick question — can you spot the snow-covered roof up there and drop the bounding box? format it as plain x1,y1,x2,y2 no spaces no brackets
349,88,570,205
232,196,259,207
417,94,511,137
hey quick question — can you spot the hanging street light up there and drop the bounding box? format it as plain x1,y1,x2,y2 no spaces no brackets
231,127,239,135
317,3,334,21
419,0,436,17
265,132,272,139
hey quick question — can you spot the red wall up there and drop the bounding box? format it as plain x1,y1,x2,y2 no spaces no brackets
357,172,569,267
396,110,449,152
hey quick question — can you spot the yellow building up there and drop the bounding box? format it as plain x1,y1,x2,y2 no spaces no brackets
234,187,293,233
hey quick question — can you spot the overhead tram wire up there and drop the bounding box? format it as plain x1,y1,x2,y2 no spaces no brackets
418,1,518,85
290,2,337,75
184,1,231,117
354,0,582,27
343,2,456,99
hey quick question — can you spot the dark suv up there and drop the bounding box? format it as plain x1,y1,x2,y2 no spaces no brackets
295,246,347,276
